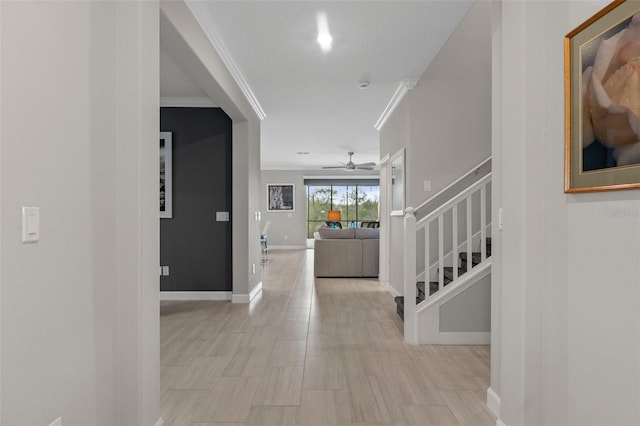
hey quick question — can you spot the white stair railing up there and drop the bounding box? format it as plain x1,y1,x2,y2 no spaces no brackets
403,172,491,344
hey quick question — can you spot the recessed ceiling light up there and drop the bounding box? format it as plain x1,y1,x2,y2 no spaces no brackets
358,81,370,89
316,12,332,52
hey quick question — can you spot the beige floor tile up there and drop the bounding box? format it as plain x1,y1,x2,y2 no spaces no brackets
248,308,285,327
161,339,204,367
452,353,490,377
440,389,496,426
268,339,307,367
161,365,185,395
160,250,494,426
403,404,460,425
277,319,310,340
253,366,304,406
246,325,280,348
168,356,230,390
418,355,483,391
160,390,206,426
191,376,261,423
221,346,269,377
306,332,342,356
303,355,347,390
297,390,343,426
221,313,252,333
194,333,248,357
345,376,392,423
283,306,311,321
245,406,298,426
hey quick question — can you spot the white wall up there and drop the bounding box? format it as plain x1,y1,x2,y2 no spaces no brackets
1,2,159,424
495,1,640,425
380,1,493,295
160,1,263,300
440,275,491,332
260,171,308,248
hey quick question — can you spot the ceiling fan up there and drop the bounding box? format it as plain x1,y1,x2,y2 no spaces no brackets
321,152,376,171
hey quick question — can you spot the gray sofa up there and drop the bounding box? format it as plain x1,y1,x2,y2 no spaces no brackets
313,227,379,278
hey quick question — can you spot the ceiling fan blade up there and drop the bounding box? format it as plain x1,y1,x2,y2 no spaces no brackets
355,165,374,170
355,162,376,167
321,166,346,169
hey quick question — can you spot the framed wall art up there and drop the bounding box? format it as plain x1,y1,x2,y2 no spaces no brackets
160,132,173,218
565,0,640,192
267,184,295,212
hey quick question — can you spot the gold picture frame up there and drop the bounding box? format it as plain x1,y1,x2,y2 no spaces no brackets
565,0,640,193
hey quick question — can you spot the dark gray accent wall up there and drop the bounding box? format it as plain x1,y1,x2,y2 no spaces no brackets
160,107,232,292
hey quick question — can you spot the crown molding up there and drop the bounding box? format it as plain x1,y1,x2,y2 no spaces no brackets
160,97,217,107
185,1,267,120
374,79,418,131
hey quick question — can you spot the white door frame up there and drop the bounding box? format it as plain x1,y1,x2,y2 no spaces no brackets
379,153,391,283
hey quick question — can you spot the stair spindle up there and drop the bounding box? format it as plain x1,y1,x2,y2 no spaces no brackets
438,214,444,291
452,204,459,279
481,186,487,262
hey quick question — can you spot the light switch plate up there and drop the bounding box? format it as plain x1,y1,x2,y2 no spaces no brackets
423,180,432,192
22,206,40,243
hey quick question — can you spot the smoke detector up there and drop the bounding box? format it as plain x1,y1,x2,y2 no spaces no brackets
358,80,370,89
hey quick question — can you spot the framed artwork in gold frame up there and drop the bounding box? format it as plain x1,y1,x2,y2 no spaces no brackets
565,0,640,193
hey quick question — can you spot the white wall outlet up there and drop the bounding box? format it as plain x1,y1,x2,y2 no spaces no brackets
423,180,432,192
252,263,256,274
216,211,230,222
162,266,169,276
49,417,62,426
498,208,504,231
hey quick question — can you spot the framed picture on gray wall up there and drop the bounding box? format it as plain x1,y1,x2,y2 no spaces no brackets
267,184,295,212
565,0,640,192
160,132,173,218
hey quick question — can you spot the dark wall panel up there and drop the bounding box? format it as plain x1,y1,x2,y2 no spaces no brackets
160,107,232,292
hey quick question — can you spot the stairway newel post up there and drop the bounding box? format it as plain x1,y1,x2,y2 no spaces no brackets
403,207,418,344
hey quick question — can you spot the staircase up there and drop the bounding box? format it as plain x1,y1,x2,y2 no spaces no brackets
398,157,492,345
394,237,491,320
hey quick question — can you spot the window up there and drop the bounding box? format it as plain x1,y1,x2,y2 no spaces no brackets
306,184,379,238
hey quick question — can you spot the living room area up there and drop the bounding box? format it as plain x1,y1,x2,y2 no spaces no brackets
258,170,385,286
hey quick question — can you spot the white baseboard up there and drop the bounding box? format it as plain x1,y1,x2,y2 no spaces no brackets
434,332,491,345
269,245,306,250
250,281,263,301
496,419,506,426
160,291,231,301
232,293,249,303
487,386,501,418
154,417,164,426
232,282,263,304
382,281,401,298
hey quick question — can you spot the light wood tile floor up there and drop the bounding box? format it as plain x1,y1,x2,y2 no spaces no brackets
160,249,496,426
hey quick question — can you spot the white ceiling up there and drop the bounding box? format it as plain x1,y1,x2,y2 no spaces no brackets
162,1,474,170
